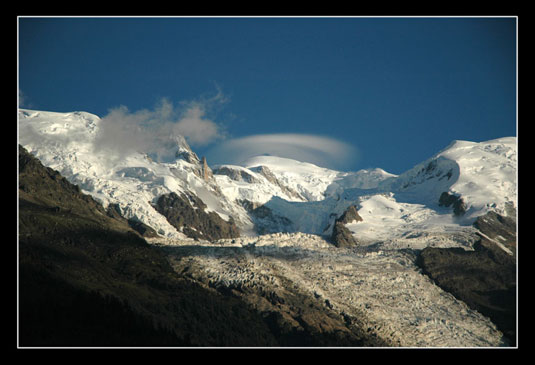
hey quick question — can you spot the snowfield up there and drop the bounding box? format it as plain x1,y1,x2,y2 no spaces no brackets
150,233,508,347
345,193,482,250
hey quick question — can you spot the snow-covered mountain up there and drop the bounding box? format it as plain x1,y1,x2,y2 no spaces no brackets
18,109,250,238
341,137,517,250
18,108,518,347
18,108,517,250
213,137,516,252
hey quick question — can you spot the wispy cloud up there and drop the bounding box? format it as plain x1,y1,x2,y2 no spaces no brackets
205,133,360,171
94,93,227,162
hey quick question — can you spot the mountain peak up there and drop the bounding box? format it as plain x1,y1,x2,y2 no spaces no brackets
174,135,201,165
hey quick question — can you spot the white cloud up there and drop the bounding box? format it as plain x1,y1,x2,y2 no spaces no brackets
205,133,360,171
172,104,221,146
93,96,225,162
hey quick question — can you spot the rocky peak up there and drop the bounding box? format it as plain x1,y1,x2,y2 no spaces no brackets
337,205,363,224
201,156,213,181
330,205,361,248
173,137,215,184
174,135,201,165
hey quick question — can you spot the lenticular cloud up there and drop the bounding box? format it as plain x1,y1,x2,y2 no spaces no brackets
206,133,360,171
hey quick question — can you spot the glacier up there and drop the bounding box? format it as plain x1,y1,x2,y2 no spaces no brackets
152,232,508,347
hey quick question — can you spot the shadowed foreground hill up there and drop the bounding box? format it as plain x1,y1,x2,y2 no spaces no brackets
18,145,278,347
416,219,517,346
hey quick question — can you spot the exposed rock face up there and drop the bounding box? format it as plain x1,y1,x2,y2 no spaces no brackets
330,206,361,248
153,192,240,241
249,204,294,235
213,166,261,184
474,209,516,255
201,156,213,181
174,138,216,183
337,205,363,224
438,192,467,216
236,197,295,235
416,209,517,345
175,135,201,165
331,222,358,248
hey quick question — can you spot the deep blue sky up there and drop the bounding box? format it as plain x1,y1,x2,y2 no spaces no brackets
18,17,516,174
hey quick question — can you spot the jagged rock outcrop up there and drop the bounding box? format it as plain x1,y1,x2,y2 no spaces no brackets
438,192,467,216
153,192,240,241
174,137,215,183
330,205,361,248
416,209,517,345
337,205,363,224
331,222,358,248
201,156,213,181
